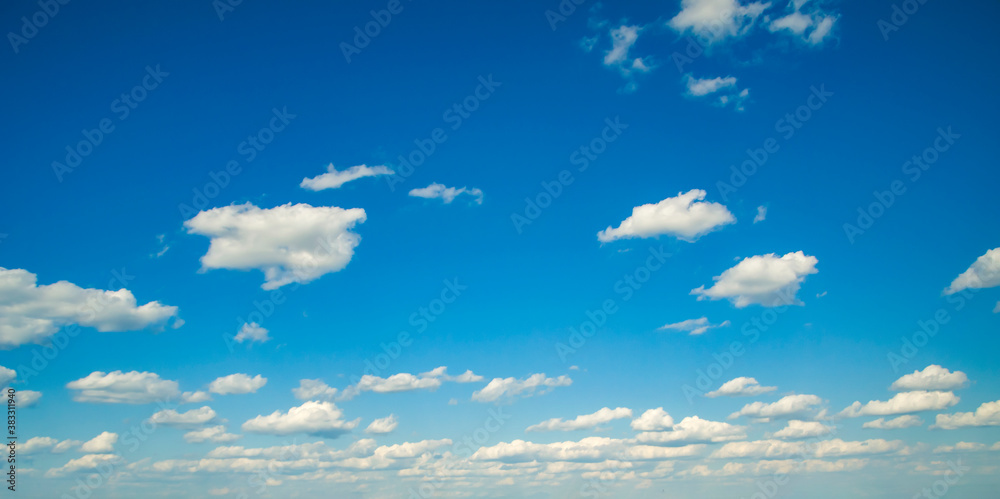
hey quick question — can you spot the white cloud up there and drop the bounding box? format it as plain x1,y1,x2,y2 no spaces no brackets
635,416,747,444
769,11,811,33
932,400,1000,429
408,183,483,204
770,420,833,439
209,373,268,395
707,377,777,398
692,251,819,307
604,25,640,66
527,407,632,432
862,415,922,430
685,75,737,96
300,164,394,190
472,436,701,462
754,205,767,223
184,425,241,444
0,365,15,386
149,406,218,428
21,437,60,456
729,394,823,419
0,267,178,348
766,0,837,45
340,367,480,400
891,365,968,392
45,454,121,477
181,391,212,403
631,408,675,431
234,322,269,344
184,202,366,290
11,389,41,407
598,190,735,243
840,391,960,418
52,439,80,453
658,317,730,336
365,415,399,435
933,442,988,453
944,248,1000,294
711,438,902,459
668,0,771,43
471,373,572,403
67,371,180,404
995,301,1000,313
242,401,360,437
293,379,339,401
79,432,118,453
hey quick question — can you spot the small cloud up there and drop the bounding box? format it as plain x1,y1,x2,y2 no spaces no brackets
300,164,394,190
408,183,483,204
658,317,730,336
753,205,767,223
234,322,270,344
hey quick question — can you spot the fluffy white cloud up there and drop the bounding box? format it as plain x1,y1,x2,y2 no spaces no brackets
770,420,833,439
598,190,735,243
706,377,777,398
21,437,59,455
658,317,730,336
0,267,178,348
11,389,41,407
300,164,393,190
365,415,399,435
0,365,15,386
79,432,118,453
52,439,80,453
293,379,339,401
184,202,366,290
635,416,747,444
668,0,770,42
45,454,121,477
692,251,819,307
944,248,1000,294
234,322,269,344
840,391,960,418
891,365,968,391
471,373,572,403
631,408,675,431
862,415,922,430
184,425,241,444
472,436,700,463
527,407,632,432
932,400,1000,429
712,437,903,460
209,373,268,395
729,394,823,419
340,367,481,400
67,371,180,404
150,406,218,428
408,183,483,204
242,401,360,437
181,391,212,403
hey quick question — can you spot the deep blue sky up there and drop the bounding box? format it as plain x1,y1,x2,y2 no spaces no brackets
2,1,999,497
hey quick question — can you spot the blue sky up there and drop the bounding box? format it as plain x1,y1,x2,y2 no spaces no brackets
2,0,1000,497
